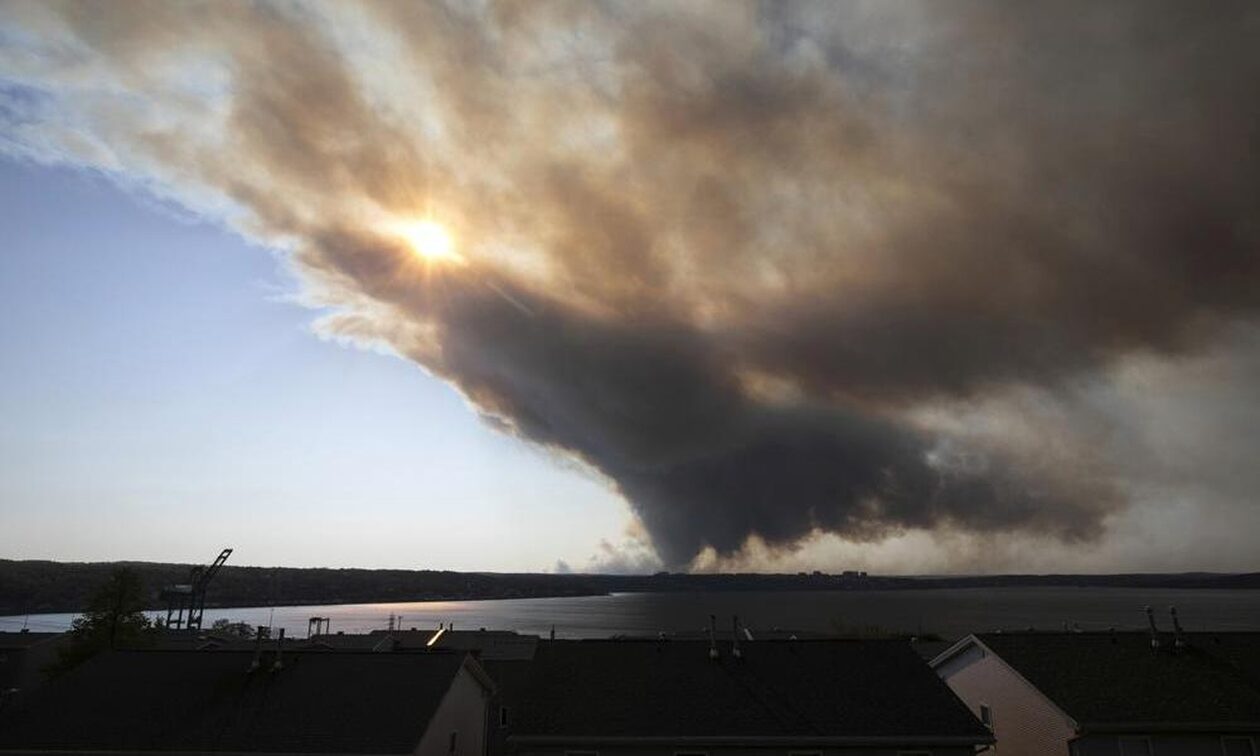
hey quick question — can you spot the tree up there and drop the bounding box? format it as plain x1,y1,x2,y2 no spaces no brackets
49,567,155,675
210,618,254,638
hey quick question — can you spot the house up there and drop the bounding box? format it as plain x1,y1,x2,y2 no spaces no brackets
0,631,66,695
930,630,1260,756
0,647,496,755
486,638,992,756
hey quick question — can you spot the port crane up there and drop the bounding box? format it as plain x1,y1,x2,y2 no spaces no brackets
160,548,232,631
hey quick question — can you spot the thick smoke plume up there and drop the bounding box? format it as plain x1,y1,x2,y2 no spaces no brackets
3,1,1258,568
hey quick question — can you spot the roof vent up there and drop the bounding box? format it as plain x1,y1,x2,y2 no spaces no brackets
1170,606,1186,648
1145,606,1161,650
708,615,719,660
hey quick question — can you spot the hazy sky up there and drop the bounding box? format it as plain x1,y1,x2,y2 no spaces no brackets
2,1,1258,574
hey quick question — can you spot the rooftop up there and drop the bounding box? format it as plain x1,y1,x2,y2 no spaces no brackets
0,631,63,649
489,638,990,744
959,632,1260,729
0,649,479,753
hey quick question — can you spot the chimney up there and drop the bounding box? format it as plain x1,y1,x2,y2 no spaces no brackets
708,614,719,660
272,628,285,671
549,624,555,641
731,615,743,659
1170,606,1186,648
1145,606,1161,650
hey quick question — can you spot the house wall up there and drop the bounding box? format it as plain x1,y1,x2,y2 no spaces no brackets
935,643,1076,756
1073,734,1260,756
416,665,492,756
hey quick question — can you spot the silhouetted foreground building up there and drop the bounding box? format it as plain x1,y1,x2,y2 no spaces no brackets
486,639,992,756
931,631,1260,755
0,632,66,696
0,649,495,755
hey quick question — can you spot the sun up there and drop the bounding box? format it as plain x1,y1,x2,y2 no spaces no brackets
393,219,461,264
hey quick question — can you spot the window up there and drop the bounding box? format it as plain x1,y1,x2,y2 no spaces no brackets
498,706,509,728
1223,738,1257,756
979,703,993,730
1119,737,1152,756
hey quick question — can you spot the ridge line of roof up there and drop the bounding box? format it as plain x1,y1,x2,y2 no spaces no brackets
930,634,1081,731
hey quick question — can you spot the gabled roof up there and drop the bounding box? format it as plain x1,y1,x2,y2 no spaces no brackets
0,649,483,753
941,632,1260,730
488,639,990,745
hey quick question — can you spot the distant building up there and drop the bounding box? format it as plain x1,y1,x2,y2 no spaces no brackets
486,638,992,756
0,648,495,755
0,631,66,695
931,631,1260,756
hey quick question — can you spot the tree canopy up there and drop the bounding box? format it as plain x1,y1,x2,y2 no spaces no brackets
49,567,155,675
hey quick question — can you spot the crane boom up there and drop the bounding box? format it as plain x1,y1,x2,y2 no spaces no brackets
161,547,232,632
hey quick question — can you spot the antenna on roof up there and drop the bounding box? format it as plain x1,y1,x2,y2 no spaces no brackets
732,615,743,659
1170,606,1186,648
708,615,719,660
550,624,555,641
1145,606,1161,650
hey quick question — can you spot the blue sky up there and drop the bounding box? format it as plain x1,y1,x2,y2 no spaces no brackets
0,157,627,570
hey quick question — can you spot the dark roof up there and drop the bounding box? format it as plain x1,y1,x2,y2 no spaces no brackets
360,629,540,660
0,649,478,753
0,632,63,649
306,632,398,651
418,630,539,660
488,639,989,743
973,632,1260,728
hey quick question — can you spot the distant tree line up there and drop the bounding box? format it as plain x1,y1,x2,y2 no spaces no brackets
2,559,1257,616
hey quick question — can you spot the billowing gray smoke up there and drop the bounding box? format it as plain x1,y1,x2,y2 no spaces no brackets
3,1,1258,567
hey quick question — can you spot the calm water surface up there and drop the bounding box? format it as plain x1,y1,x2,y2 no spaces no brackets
4,587,1259,640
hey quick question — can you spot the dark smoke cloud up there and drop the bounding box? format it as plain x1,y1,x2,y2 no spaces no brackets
2,0,1258,568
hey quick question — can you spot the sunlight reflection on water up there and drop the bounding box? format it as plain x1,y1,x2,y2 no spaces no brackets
5,587,1260,640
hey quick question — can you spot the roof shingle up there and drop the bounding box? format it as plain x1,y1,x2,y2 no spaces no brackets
489,639,989,742
0,649,473,753
974,632,1260,728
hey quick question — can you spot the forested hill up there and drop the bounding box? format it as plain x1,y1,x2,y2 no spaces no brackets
2,559,1258,615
